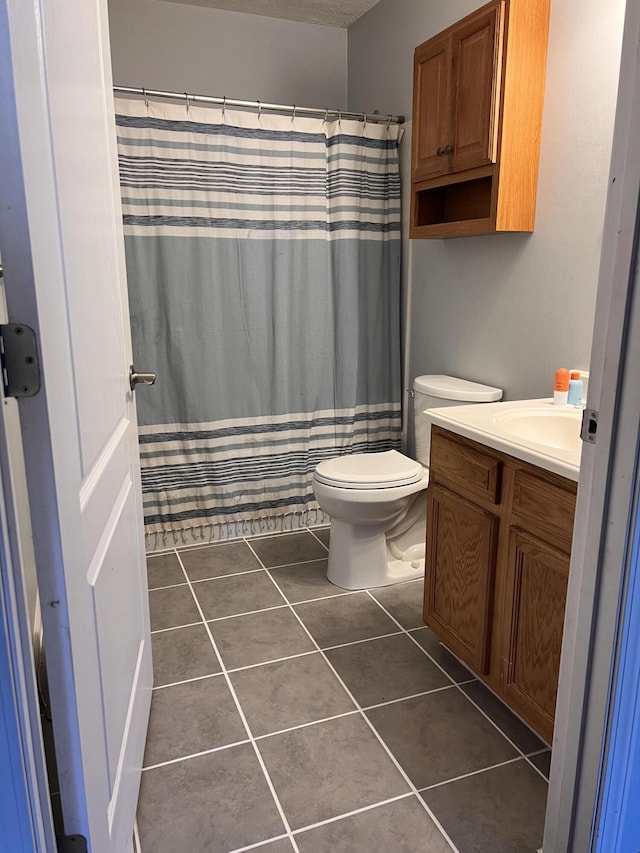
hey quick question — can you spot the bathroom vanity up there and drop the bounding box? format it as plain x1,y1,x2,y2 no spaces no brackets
423,401,580,743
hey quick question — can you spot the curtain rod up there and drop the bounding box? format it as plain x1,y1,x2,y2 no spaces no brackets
113,86,404,125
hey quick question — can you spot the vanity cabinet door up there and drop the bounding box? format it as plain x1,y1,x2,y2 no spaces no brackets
500,528,570,743
424,484,499,674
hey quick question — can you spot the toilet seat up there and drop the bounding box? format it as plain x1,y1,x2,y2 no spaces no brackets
314,450,423,489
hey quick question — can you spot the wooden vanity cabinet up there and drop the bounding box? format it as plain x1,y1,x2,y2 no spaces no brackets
410,0,551,238
424,426,577,742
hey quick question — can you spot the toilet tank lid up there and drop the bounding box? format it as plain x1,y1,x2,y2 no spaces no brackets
413,375,503,402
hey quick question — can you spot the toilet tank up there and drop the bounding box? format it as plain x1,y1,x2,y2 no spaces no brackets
413,375,503,467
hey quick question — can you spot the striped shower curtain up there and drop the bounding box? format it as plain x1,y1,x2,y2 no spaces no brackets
115,97,403,550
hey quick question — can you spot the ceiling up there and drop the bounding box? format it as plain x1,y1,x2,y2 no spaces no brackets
155,0,383,28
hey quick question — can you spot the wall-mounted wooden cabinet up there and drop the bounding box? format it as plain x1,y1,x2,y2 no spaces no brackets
411,0,551,238
424,427,577,743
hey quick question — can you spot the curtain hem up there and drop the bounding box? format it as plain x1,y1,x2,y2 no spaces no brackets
144,507,331,553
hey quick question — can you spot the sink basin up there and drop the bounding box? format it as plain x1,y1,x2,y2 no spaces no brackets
491,407,582,452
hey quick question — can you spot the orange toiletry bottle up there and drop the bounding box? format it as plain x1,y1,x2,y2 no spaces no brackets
554,368,570,405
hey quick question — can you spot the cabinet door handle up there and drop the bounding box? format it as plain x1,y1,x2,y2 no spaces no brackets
436,147,445,156
444,144,454,155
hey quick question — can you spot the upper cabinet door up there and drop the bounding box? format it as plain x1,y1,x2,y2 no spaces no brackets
412,32,452,181
451,2,505,173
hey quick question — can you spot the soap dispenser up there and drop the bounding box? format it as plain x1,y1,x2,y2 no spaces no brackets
568,371,583,405
554,368,569,405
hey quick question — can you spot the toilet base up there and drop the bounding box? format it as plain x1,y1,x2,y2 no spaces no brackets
383,557,425,586
326,519,424,591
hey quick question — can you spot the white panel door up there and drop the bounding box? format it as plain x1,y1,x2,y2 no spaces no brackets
0,0,152,849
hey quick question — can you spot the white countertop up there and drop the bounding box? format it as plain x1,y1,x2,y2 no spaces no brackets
425,398,582,482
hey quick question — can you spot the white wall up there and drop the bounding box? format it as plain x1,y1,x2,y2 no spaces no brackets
349,0,626,446
108,0,348,107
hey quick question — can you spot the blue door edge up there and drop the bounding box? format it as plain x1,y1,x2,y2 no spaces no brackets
595,439,640,851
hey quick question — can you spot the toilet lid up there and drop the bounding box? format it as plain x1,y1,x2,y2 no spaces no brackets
314,450,423,489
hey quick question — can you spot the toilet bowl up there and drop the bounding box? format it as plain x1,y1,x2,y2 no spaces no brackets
313,375,502,590
313,450,429,590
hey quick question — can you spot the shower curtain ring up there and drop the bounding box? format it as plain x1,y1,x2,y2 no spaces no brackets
142,87,149,110
291,105,296,124
362,113,367,130
184,92,190,114
257,100,262,119
387,114,392,129
323,108,329,124
222,96,226,120
338,109,342,127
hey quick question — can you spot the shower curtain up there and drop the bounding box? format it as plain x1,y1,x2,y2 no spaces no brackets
115,97,403,549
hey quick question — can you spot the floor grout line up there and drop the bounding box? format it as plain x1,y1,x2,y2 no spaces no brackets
362,680,475,712
246,544,461,853
525,758,551,782
150,620,203,635
227,649,319,673
306,527,330,552
243,527,329,542
153,540,242,555
225,834,291,853
173,550,302,853
204,603,289,623
254,710,360,742
145,547,179,558
322,629,404,650
363,591,467,688
153,672,224,691
280,587,359,605
363,590,551,784
148,580,190,592
142,738,252,772
418,755,525,793
249,555,330,571
290,791,415,837
189,567,265,583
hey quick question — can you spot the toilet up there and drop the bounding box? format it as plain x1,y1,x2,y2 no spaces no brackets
313,375,503,590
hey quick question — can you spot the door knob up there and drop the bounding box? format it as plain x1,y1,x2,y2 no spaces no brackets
129,365,157,391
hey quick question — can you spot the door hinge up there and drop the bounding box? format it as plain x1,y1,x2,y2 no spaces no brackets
580,408,598,444
57,836,88,853
0,323,40,398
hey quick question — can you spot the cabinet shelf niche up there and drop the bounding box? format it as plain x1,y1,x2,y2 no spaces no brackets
413,175,494,236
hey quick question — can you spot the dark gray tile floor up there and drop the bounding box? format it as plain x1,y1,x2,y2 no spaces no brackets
138,527,550,853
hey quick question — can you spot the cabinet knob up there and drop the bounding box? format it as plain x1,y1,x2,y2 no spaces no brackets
444,144,454,155
436,147,445,156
